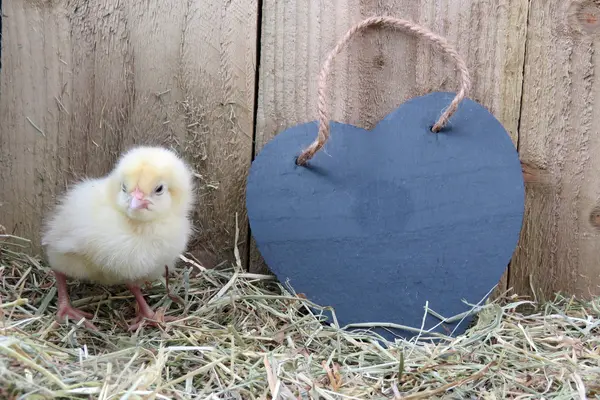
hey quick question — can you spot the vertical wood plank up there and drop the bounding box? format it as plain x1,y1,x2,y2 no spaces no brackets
252,0,529,283
510,0,600,300
0,0,257,266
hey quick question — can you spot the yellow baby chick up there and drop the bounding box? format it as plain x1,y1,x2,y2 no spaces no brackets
42,146,195,331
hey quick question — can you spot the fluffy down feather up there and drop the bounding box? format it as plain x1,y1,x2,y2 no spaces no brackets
42,146,195,330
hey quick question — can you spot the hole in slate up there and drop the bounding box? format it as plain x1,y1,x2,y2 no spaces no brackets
429,124,443,133
294,155,312,168
430,123,451,134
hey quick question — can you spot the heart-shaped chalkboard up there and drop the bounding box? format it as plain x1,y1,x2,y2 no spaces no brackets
246,17,525,342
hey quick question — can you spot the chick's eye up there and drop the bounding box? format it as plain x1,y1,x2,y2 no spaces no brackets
155,184,164,194
121,183,126,192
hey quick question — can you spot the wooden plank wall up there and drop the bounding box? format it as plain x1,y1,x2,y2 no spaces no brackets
2,0,600,299
511,0,600,300
0,0,257,266
253,0,529,294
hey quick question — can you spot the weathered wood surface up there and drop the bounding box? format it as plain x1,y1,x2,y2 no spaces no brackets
4,0,600,299
0,0,257,265
510,0,600,299
252,0,529,293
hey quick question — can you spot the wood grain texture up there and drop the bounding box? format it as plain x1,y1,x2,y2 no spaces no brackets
252,0,529,279
510,0,600,300
0,0,257,266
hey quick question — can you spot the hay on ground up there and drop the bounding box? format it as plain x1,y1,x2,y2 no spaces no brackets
0,229,599,399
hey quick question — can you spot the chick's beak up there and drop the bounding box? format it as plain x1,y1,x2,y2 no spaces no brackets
129,187,149,210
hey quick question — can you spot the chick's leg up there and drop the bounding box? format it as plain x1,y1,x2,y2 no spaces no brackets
54,271,98,330
126,283,176,331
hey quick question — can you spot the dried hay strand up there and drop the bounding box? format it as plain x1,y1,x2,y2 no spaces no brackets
0,227,599,399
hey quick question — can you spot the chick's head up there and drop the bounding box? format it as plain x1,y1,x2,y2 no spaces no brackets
110,146,195,222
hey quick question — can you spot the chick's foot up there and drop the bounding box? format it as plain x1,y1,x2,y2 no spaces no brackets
126,283,177,331
54,271,98,330
127,307,178,331
56,302,98,330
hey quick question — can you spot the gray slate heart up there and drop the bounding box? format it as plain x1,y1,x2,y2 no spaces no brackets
246,92,524,341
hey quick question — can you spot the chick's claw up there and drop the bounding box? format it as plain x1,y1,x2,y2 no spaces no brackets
56,303,98,330
127,308,178,331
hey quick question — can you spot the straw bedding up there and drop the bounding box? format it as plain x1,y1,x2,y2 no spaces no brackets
1,231,599,399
